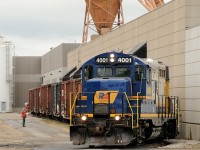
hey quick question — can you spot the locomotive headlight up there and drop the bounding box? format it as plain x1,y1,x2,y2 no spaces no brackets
109,53,115,62
115,115,121,121
110,54,115,58
81,115,87,121
110,58,115,62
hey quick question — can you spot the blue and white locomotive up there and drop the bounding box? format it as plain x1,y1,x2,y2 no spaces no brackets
70,51,179,147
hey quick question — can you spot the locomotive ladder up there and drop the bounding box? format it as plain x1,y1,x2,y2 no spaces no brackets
69,92,140,129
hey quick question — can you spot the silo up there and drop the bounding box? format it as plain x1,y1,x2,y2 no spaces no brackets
83,0,124,42
0,36,14,112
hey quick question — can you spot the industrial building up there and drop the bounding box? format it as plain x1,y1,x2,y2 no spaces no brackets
12,0,200,141
14,43,80,108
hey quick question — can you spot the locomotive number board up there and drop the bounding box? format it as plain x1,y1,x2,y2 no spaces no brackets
95,57,133,64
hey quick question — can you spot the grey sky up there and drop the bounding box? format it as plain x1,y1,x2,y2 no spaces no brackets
0,0,171,56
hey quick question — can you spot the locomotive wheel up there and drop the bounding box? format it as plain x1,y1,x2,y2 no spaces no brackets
137,135,145,144
72,132,81,145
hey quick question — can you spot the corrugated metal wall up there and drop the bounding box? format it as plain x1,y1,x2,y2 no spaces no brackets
41,43,80,74
41,43,80,85
14,56,41,107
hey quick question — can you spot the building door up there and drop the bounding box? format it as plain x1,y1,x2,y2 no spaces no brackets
1,102,6,112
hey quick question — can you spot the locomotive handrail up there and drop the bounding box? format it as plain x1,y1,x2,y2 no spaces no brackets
70,91,140,129
70,92,77,126
156,95,180,123
122,92,134,129
70,92,95,126
122,92,140,129
136,92,140,128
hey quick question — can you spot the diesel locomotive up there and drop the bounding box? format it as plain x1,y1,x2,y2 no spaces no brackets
70,51,179,146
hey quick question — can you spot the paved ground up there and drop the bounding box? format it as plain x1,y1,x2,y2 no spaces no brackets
0,112,200,150
0,112,69,150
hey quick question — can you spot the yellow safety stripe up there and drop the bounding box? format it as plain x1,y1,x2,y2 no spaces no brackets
81,96,87,100
74,113,175,118
128,96,152,100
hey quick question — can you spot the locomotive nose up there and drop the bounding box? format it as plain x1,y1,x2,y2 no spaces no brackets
86,78,132,116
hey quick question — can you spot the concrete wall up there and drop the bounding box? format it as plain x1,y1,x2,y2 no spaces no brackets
41,43,80,85
14,56,41,107
66,0,200,140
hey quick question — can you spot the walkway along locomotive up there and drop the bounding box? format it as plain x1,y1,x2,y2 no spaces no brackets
70,51,180,146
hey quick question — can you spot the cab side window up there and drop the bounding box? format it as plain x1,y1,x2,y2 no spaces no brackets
135,65,144,82
84,66,93,81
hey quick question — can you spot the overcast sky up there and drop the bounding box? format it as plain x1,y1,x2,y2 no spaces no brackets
0,0,171,56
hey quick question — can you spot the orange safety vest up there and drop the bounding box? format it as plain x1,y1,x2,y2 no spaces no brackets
21,110,26,118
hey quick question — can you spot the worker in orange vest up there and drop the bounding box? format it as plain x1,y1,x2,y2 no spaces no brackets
21,108,26,127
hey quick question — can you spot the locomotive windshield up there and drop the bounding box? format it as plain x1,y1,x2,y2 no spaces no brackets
97,67,113,77
97,67,131,77
115,67,131,77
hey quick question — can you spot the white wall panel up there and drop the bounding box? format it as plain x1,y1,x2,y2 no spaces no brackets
185,50,200,64
185,111,200,124
185,37,200,52
181,123,200,140
185,27,200,40
185,99,200,112
185,87,200,99
185,74,200,87
185,62,200,75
